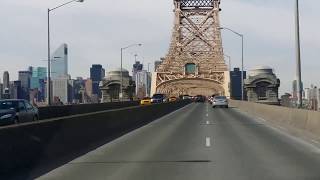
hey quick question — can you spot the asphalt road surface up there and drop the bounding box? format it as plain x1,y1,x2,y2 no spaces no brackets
38,103,320,180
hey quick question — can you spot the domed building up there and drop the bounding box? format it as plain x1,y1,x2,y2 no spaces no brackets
100,68,135,102
244,66,280,105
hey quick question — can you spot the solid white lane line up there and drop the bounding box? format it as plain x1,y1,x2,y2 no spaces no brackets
206,137,211,147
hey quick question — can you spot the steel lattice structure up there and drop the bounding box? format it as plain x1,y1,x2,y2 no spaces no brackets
181,0,215,8
152,0,229,97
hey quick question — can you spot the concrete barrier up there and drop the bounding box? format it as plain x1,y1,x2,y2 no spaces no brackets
230,100,320,140
0,101,190,179
38,101,139,120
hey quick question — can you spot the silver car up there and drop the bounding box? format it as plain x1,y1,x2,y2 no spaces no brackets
212,96,229,108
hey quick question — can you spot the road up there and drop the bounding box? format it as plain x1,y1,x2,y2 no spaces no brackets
38,103,320,180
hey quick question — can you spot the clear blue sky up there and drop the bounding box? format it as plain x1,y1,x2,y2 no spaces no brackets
0,0,319,94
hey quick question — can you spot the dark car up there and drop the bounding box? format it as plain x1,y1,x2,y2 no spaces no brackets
195,95,206,103
0,99,39,126
151,94,167,103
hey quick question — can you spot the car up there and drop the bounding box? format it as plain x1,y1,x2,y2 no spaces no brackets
212,96,229,108
182,95,191,100
0,99,39,126
195,95,205,103
140,97,152,105
169,97,177,102
151,94,167,103
208,94,217,104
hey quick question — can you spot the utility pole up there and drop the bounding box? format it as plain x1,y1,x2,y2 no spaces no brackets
295,0,303,108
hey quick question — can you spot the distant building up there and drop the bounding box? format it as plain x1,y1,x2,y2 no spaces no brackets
3,71,10,89
230,68,247,100
50,44,69,104
292,79,304,107
0,83,3,99
2,87,10,99
281,93,292,107
308,85,318,111
132,61,143,81
52,78,69,104
67,79,74,103
244,66,280,105
135,70,151,98
85,79,93,99
73,77,85,103
2,71,10,99
154,61,162,71
318,89,320,111
29,67,47,102
304,88,311,101
18,71,32,100
100,68,135,102
51,43,68,79
30,67,47,89
90,64,105,97
12,81,22,99
29,89,39,104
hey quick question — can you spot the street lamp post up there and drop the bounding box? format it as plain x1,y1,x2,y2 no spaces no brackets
47,0,84,106
120,44,142,101
219,27,244,101
295,0,303,108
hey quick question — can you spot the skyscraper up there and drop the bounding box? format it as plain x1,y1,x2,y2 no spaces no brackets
90,64,105,96
12,81,23,99
135,70,151,98
18,71,32,100
52,77,69,104
0,83,3,99
30,67,47,89
73,77,85,103
132,61,143,81
29,67,47,102
82,79,94,103
85,79,93,98
3,71,10,89
52,43,68,79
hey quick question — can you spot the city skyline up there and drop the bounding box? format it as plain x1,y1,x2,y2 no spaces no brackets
1,0,320,94
2,2,320,179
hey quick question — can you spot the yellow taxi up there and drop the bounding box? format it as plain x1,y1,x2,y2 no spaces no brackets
169,97,177,102
140,97,152,105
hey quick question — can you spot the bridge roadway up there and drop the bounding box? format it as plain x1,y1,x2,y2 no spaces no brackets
38,103,320,180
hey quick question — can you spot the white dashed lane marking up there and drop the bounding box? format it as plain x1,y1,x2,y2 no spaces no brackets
206,137,211,147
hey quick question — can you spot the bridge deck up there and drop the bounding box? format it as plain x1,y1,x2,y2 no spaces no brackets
38,103,320,180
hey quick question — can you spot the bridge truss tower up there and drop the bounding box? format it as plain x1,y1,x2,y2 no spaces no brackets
152,0,230,97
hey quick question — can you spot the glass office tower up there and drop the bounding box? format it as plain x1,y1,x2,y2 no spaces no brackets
51,43,68,78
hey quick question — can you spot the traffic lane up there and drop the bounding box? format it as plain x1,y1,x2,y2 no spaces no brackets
38,103,320,180
37,103,215,180
209,107,320,180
